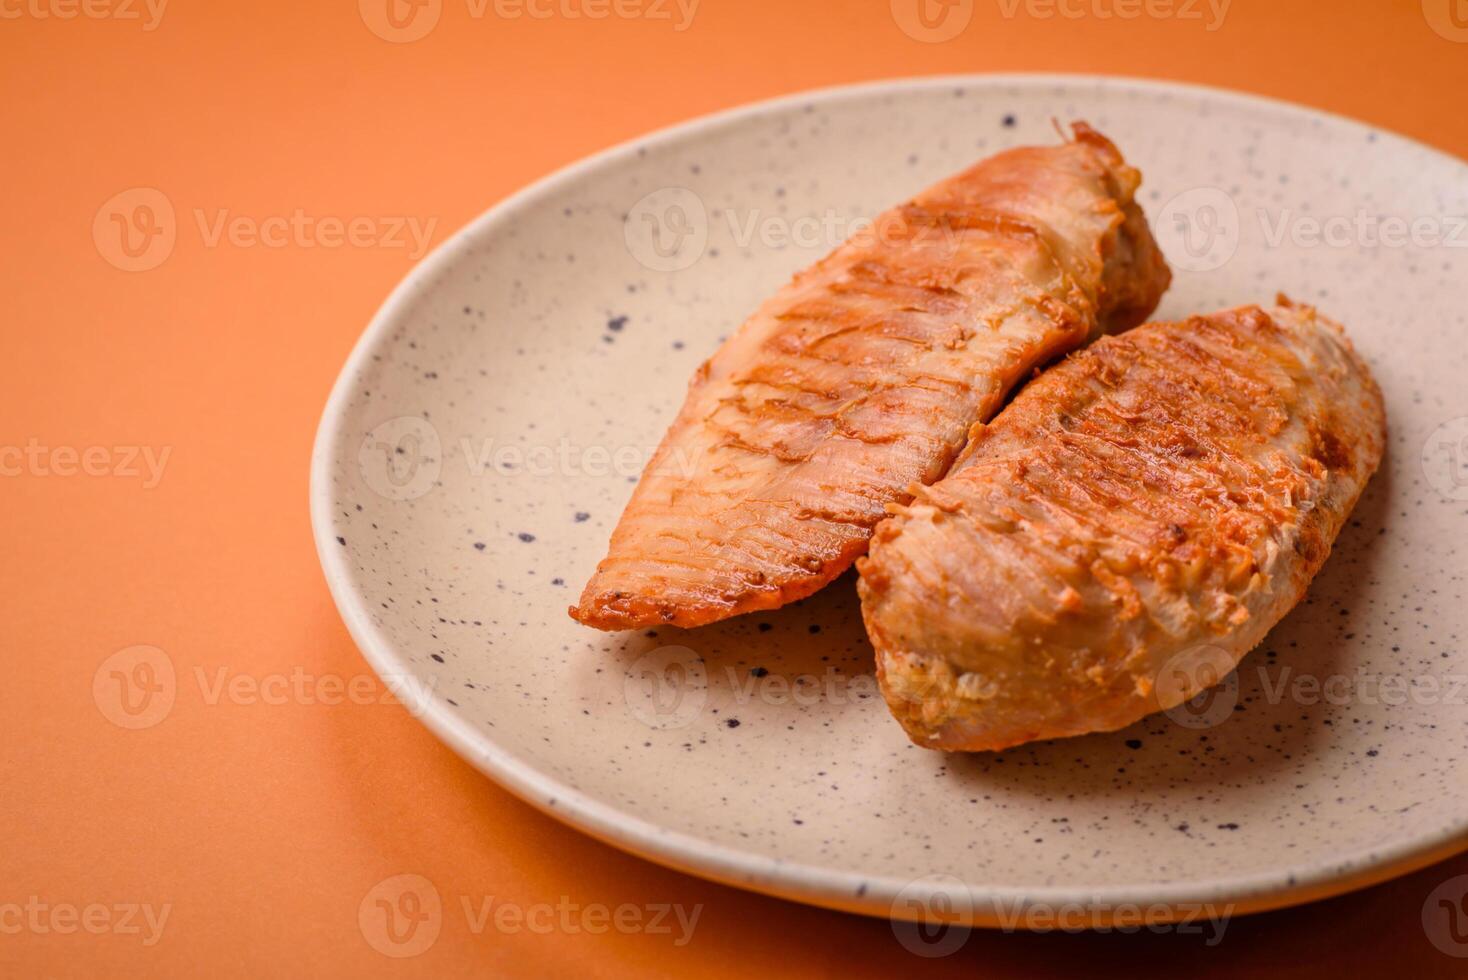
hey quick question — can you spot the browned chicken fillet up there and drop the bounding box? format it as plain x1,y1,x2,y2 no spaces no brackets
857,301,1386,752
572,125,1171,630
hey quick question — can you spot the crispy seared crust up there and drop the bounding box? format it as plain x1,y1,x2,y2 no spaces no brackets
857,301,1386,751
571,125,1171,631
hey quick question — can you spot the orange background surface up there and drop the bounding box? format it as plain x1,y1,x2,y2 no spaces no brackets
4,0,1467,975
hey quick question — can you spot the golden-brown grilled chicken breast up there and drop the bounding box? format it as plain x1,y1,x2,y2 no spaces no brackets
572,125,1171,631
857,301,1386,751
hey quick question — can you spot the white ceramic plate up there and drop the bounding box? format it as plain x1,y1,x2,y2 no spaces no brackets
312,75,1468,926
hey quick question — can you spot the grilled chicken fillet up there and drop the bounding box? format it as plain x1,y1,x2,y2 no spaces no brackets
572,125,1170,630
858,301,1386,751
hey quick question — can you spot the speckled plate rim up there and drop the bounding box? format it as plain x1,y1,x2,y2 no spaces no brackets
310,73,1468,926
